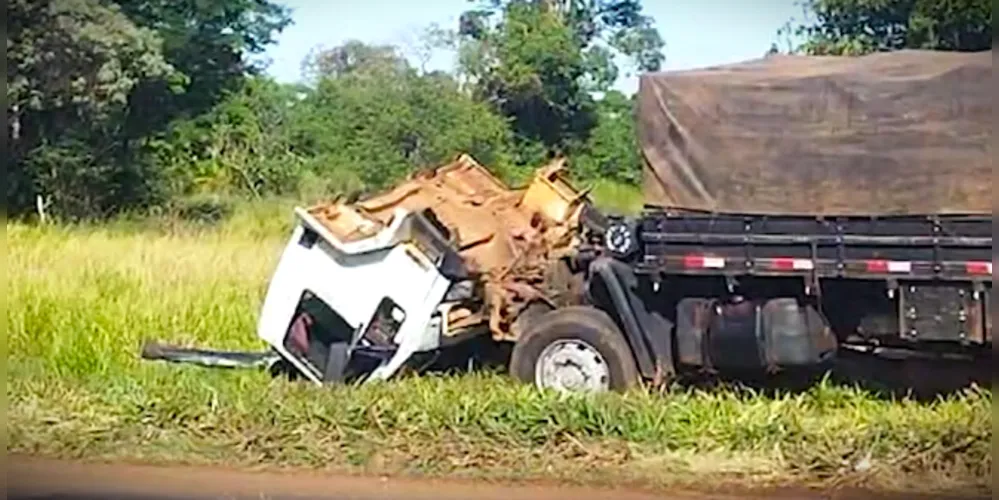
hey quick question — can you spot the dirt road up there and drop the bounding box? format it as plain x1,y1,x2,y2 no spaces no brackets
7,456,984,500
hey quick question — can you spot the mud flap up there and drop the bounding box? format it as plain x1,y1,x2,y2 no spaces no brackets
675,298,711,367
587,257,675,381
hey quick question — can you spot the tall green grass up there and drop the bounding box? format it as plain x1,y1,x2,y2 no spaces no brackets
5,211,992,495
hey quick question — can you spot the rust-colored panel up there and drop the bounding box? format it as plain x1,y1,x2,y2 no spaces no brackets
305,154,591,340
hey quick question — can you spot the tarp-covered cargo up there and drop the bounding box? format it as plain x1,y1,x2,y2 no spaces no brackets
637,49,992,216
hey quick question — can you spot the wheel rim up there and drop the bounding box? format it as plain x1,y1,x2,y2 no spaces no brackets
534,339,610,393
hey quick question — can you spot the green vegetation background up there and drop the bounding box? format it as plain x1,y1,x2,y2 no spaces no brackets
8,0,992,221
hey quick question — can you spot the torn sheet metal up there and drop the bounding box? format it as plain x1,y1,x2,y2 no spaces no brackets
305,154,593,340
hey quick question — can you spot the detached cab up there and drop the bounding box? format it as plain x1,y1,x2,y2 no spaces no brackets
257,204,468,384
254,154,598,386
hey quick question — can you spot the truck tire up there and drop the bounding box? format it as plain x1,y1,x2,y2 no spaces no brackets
509,306,640,393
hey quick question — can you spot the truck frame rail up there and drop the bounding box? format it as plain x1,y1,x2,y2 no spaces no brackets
633,209,991,284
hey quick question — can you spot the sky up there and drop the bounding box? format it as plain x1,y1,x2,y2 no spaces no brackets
262,1,811,94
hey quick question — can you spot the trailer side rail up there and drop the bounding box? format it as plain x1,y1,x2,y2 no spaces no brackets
636,211,992,283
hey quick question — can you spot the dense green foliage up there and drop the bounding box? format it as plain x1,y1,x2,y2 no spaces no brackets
6,0,661,221
6,0,991,220
786,0,992,55
151,52,514,200
450,0,663,159
7,0,292,219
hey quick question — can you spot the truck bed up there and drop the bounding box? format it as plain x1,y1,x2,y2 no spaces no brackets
635,208,992,283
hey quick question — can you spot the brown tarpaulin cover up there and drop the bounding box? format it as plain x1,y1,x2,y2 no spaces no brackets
637,49,992,215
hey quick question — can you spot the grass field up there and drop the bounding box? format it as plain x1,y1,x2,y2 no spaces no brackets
5,199,992,496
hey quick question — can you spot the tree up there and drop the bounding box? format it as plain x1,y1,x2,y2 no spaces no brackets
574,90,640,185
147,77,310,198
447,0,664,159
6,0,292,219
300,40,409,83
291,42,514,191
787,0,992,55
157,41,515,200
459,1,665,78
117,0,291,115
115,0,292,141
6,0,179,217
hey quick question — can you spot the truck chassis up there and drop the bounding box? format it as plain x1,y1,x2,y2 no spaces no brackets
564,209,992,388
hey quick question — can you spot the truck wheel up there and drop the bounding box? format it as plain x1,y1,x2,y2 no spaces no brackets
509,306,640,393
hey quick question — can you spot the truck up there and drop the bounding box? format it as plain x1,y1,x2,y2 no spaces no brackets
144,154,611,389
143,49,992,394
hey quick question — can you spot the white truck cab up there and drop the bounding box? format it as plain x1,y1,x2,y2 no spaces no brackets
257,205,469,384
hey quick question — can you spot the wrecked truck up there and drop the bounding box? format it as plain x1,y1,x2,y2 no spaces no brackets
144,154,619,391
145,50,992,394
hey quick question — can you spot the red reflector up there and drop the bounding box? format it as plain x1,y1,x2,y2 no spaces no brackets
966,261,992,275
866,260,911,273
683,255,726,269
772,258,814,271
